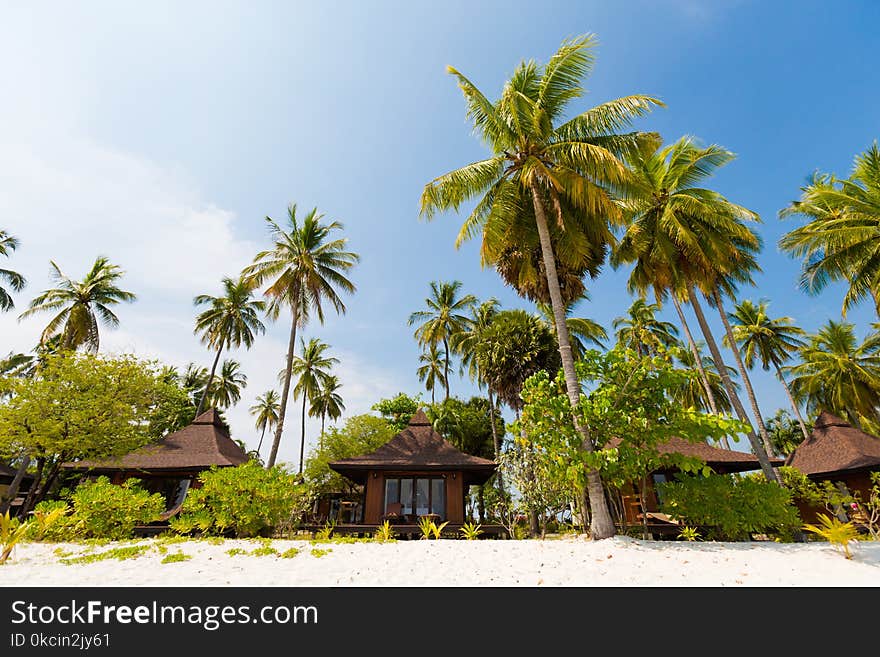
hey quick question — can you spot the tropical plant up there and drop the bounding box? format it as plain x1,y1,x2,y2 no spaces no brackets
420,34,662,538
613,298,680,356
69,477,165,540
764,409,809,457
374,520,396,542
673,344,736,416
243,204,358,468
309,375,345,445
677,526,701,541
0,511,31,564
19,256,136,352
408,281,476,401
0,230,25,312
803,513,861,559
371,393,421,430
459,521,483,540
536,299,607,359
203,359,247,410
291,338,338,473
250,390,280,456
192,276,265,416
779,142,880,317
315,521,335,541
416,344,446,404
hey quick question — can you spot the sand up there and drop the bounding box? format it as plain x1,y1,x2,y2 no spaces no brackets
2,535,879,587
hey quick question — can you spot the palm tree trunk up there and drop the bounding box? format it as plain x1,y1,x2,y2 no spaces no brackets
687,284,778,482
267,308,298,468
442,337,451,402
0,454,32,515
711,286,778,461
773,360,810,441
195,344,224,418
299,389,308,474
487,387,505,494
256,424,267,455
320,412,326,451
529,181,615,539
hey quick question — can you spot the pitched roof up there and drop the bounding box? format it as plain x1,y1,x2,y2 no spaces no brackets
607,436,784,474
62,408,248,472
329,409,497,484
785,411,880,477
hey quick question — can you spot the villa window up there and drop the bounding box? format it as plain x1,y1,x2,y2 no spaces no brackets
384,476,446,520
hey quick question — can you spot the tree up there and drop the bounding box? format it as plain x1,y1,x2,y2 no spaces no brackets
208,359,247,410
19,256,136,352
243,204,358,468
250,390,280,457
416,344,446,405
613,298,680,356
765,409,810,457
291,338,338,474
309,375,345,446
673,344,737,416
0,230,25,312
408,281,476,402
192,276,265,417
787,320,880,431
372,393,421,430
780,142,880,316
536,300,607,359
420,35,662,538
726,299,809,441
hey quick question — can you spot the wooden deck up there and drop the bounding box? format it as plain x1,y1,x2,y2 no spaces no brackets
300,523,509,539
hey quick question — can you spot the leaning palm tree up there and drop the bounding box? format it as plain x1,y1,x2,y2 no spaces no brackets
780,142,880,317
420,35,662,538
416,344,446,405
0,231,25,311
536,300,607,359
290,338,338,473
208,359,247,410
674,344,737,414
19,256,136,352
250,390,280,456
613,298,680,356
243,204,358,468
726,299,809,441
408,281,476,402
309,375,344,447
192,276,265,417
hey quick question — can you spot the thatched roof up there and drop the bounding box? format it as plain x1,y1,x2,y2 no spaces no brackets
607,436,784,474
62,409,248,473
785,411,880,478
329,409,497,485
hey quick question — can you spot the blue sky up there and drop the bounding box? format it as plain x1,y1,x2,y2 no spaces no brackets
1,1,878,463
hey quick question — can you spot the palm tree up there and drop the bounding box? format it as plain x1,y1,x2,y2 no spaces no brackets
208,359,247,409
787,321,880,430
416,344,446,405
420,36,662,539
674,344,737,415
290,338,338,473
19,256,136,352
243,204,358,468
613,298,680,356
250,390,280,456
309,375,344,447
192,276,265,417
408,280,476,401
0,231,25,311
780,142,880,316
726,299,809,441
611,136,778,480
536,300,607,359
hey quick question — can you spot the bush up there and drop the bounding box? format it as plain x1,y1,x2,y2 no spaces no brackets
69,477,165,540
171,462,306,538
658,473,801,541
26,501,77,542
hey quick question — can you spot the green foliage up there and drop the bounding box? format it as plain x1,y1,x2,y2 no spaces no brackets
418,517,449,540
69,477,165,540
374,520,396,542
60,544,150,565
371,393,421,430
279,547,300,559
658,474,801,541
160,551,191,564
460,521,483,540
310,547,331,558
25,501,71,542
678,527,701,542
225,548,246,557
803,514,861,559
764,410,809,457
315,521,335,541
250,545,278,557
174,462,307,538
426,396,501,459
1,511,30,564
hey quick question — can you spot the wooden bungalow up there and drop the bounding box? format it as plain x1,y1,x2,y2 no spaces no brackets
62,408,248,513
327,409,499,535
785,411,880,524
0,462,35,513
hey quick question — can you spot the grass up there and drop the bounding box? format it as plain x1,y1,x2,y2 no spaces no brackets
310,548,332,558
160,552,191,564
60,544,150,565
279,548,300,559
225,548,247,557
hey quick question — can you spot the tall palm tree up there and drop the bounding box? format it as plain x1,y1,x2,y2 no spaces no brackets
243,204,358,468
613,298,680,356
208,359,247,409
0,231,25,311
674,344,737,414
787,321,880,430
726,299,809,441
309,375,344,447
416,344,446,405
420,36,662,539
611,136,778,480
290,338,338,473
780,142,880,316
408,280,476,402
536,300,607,359
19,256,136,352
193,276,265,417
250,390,280,456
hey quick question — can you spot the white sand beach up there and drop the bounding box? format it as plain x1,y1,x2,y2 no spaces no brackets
2,536,878,587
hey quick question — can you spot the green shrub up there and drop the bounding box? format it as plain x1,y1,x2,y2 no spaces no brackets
26,501,75,542
161,552,192,564
658,473,801,541
173,462,306,538
279,547,300,559
69,477,165,540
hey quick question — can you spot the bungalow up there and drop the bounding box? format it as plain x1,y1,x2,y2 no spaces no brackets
0,462,35,514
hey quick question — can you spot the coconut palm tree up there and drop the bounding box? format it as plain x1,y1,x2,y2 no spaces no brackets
250,390,280,456
207,359,247,409
309,375,344,447
290,338,338,473
243,204,358,468
0,231,25,312
192,276,265,417
536,300,607,359
420,36,662,538
416,344,446,405
613,298,680,356
787,321,880,431
674,344,737,414
408,280,476,402
19,256,136,352
780,142,880,317
726,299,809,441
